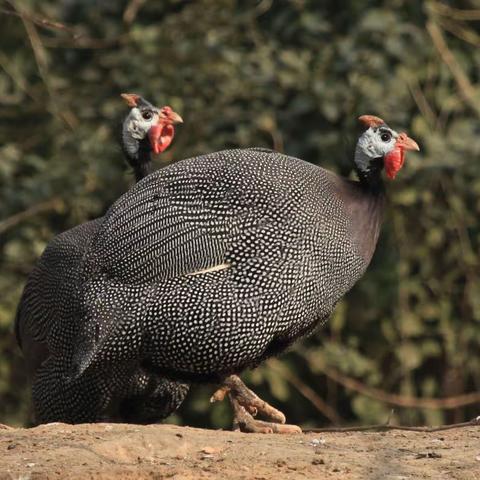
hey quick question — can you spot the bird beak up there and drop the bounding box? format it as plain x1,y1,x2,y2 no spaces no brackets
167,111,183,125
159,107,183,125
396,133,420,152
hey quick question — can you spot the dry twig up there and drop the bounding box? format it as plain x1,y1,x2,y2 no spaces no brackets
437,16,480,48
321,365,480,410
426,21,480,118
123,0,147,25
268,360,342,424
1,1,79,36
430,2,480,21
0,198,63,235
303,416,480,433
6,2,77,129
1,1,125,49
406,77,437,129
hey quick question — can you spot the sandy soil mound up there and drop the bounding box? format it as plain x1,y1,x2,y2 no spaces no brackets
1,422,479,479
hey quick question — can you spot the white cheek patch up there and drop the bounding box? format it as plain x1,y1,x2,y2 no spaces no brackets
127,119,145,140
355,131,378,172
124,108,153,140
122,107,159,153
366,144,377,156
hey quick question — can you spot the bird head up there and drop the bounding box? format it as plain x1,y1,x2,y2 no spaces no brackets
355,115,419,180
121,93,183,155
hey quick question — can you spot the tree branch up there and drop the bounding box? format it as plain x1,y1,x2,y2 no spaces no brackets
13,1,77,129
268,359,342,424
0,198,63,234
303,416,480,433
1,2,80,37
429,2,480,21
321,365,480,409
123,0,148,25
426,21,480,118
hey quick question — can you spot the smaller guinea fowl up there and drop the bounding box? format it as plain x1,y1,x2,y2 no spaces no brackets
121,93,183,181
15,94,185,425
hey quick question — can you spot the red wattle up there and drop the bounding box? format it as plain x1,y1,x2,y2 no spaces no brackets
158,124,174,153
148,124,175,154
148,124,162,154
384,147,405,180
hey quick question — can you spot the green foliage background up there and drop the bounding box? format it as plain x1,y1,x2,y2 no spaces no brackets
1,0,479,428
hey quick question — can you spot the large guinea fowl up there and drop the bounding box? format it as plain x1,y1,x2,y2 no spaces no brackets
19,114,419,433
15,94,184,424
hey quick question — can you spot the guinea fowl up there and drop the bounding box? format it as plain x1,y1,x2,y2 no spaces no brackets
15,94,184,424
120,93,183,181
20,114,419,432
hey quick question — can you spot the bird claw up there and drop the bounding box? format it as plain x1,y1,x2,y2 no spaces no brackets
210,385,230,403
231,400,301,434
248,406,258,417
212,375,300,433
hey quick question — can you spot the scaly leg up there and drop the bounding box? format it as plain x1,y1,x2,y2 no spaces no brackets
210,375,301,434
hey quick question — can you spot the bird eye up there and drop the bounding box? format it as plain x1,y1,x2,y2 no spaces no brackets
142,110,153,120
381,132,392,142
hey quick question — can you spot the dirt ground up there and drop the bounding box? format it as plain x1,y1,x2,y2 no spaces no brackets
0,422,479,480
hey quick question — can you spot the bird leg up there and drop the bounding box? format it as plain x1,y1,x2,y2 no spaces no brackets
210,375,302,434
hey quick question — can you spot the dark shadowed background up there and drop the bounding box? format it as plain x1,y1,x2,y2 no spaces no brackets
1,0,479,428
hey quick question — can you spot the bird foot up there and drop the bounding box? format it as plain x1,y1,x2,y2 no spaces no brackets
210,375,301,434
229,396,302,434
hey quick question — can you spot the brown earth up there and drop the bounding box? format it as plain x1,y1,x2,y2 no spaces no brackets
0,422,479,480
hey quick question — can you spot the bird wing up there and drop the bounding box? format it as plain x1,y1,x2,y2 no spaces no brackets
72,149,369,377
69,150,316,373
82,149,310,284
